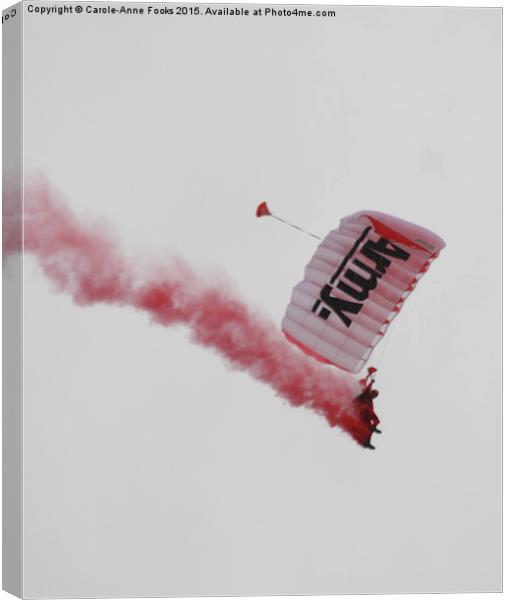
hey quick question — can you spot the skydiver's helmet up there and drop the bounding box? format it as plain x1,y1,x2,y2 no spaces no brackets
369,389,379,400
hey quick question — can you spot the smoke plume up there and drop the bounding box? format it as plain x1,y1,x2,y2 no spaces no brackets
3,175,379,447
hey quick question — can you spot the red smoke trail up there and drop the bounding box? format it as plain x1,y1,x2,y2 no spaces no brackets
4,175,379,448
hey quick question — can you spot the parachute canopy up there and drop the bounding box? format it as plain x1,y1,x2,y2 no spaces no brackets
282,211,445,374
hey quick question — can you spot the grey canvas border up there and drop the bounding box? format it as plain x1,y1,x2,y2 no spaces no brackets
3,3,24,597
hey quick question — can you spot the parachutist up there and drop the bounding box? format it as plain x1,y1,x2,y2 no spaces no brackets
355,387,379,403
355,370,381,449
258,202,445,448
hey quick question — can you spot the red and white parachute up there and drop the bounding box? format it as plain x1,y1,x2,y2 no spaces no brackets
258,203,446,375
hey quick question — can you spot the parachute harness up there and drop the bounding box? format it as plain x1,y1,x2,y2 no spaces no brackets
359,366,377,391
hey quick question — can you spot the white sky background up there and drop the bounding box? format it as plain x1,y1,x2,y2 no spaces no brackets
14,4,501,596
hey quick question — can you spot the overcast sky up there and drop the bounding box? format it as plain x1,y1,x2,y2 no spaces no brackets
16,4,502,597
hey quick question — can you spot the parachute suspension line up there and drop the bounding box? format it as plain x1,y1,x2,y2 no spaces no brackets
374,317,399,373
362,319,400,388
270,215,322,240
256,201,322,241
